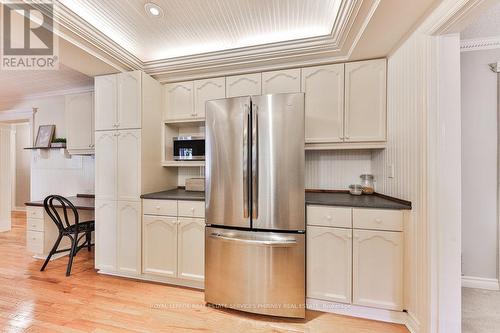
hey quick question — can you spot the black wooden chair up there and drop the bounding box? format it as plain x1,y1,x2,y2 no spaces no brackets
41,195,95,276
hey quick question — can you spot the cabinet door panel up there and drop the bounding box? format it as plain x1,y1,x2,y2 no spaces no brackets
66,92,94,151
194,77,225,118
95,200,117,271
178,218,204,281
95,131,117,200
262,69,301,94
143,215,177,277
164,81,194,120
95,75,117,131
226,73,262,97
116,130,141,201
117,201,141,274
352,229,403,310
307,226,352,303
345,59,387,142
117,71,141,129
302,64,344,143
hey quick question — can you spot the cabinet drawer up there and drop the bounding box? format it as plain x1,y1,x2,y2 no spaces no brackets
178,201,205,218
353,209,403,232
143,199,177,216
27,217,44,232
27,206,44,219
26,230,44,254
307,206,352,228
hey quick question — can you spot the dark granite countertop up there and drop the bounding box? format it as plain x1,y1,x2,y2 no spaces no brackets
25,194,95,211
141,188,205,201
305,192,411,210
141,188,411,210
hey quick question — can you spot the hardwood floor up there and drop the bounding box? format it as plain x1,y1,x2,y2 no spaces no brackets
0,212,409,333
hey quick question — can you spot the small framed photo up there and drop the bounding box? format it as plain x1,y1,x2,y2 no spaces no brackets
35,125,55,148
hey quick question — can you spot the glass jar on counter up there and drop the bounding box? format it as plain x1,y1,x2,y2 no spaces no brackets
360,174,375,194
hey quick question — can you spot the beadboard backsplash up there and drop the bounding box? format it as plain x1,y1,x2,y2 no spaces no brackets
305,150,373,190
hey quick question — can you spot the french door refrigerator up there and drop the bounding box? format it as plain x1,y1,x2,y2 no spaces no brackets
205,93,305,318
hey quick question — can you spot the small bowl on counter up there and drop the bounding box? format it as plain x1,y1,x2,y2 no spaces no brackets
348,184,363,196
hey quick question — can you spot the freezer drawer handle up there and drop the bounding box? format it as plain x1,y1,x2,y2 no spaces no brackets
209,233,297,247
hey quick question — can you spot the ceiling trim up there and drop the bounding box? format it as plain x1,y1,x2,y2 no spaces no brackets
25,0,380,82
460,36,500,51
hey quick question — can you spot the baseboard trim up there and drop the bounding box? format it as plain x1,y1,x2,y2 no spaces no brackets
462,276,500,290
405,311,421,333
97,270,204,290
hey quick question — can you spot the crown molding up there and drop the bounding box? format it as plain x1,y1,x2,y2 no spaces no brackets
460,36,500,52
24,86,94,101
24,0,380,83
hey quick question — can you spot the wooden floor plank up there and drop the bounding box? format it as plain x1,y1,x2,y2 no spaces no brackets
0,213,409,333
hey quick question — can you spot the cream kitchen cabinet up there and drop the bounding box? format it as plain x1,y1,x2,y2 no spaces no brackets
226,73,262,97
262,69,301,94
307,226,352,304
164,77,225,121
345,59,387,143
301,64,344,144
163,81,195,120
95,129,141,201
65,92,94,154
143,215,178,277
116,201,141,274
142,199,205,284
94,71,174,276
95,200,117,271
352,229,403,311
95,71,141,131
194,77,225,119
307,205,405,312
177,217,205,281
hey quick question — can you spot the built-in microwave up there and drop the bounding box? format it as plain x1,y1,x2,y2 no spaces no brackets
173,136,205,161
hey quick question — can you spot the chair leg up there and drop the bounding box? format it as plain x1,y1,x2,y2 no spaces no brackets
86,232,91,252
41,234,62,272
66,236,78,277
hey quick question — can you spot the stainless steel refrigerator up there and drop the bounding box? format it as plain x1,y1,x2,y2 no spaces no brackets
204,93,305,318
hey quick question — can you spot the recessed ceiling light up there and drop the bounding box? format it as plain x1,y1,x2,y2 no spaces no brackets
144,2,163,18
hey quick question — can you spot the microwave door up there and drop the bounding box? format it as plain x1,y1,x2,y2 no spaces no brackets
205,97,251,229
250,94,305,231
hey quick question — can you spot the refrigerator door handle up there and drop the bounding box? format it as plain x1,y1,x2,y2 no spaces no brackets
252,104,259,219
243,104,250,218
209,232,297,247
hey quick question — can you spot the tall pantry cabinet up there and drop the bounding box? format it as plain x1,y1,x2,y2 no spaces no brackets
94,71,176,275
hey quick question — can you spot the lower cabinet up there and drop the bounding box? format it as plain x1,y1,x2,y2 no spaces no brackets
307,226,352,304
142,199,205,283
177,218,205,281
95,200,141,275
307,205,405,312
142,215,178,277
352,229,403,311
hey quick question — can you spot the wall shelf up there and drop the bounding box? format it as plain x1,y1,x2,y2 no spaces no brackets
162,160,205,167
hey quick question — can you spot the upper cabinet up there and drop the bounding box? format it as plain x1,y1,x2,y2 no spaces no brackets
262,69,301,94
345,59,387,143
194,77,226,119
95,71,142,131
226,73,262,97
302,64,344,144
164,81,195,121
65,92,94,154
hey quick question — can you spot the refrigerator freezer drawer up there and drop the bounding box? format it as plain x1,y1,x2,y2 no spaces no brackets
205,227,305,318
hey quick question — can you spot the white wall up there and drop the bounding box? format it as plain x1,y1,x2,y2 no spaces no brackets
13,123,31,209
306,150,372,190
0,124,14,231
461,48,500,280
7,94,95,201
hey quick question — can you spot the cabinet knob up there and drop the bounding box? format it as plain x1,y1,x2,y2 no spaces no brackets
156,206,160,210
345,136,350,140
326,215,332,220
375,218,382,224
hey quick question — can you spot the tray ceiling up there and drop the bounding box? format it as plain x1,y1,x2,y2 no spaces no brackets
59,0,343,62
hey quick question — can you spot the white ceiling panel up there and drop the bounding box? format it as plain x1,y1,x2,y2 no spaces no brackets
461,1,500,39
59,0,342,61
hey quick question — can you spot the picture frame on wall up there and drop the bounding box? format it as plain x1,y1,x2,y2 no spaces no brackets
34,125,55,148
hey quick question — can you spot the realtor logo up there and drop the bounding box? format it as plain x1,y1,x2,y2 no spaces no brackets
1,1,58,70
